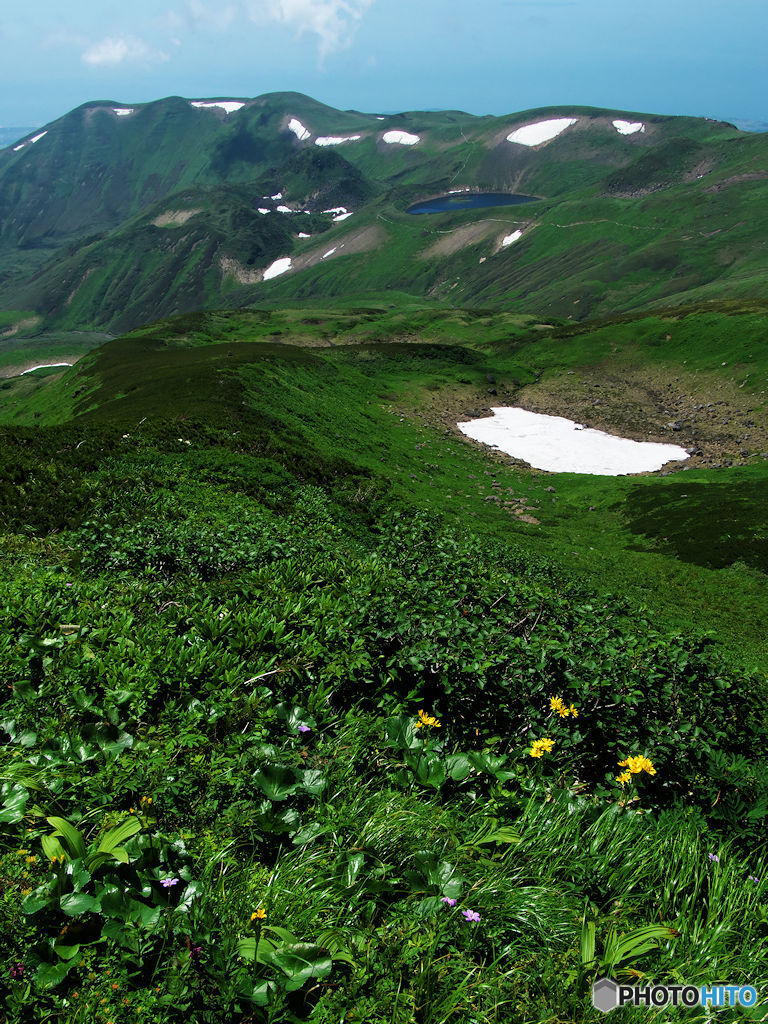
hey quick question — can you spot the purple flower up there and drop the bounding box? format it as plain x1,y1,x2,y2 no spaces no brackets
462,909,481,923
160,877,179,888
9,962,24,980
749,875,760,883
298,725,311,734
708,853,720,863
188,943,202,961
440,897,457,906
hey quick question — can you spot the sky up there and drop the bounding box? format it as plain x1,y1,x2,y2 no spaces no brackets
0,0,766,130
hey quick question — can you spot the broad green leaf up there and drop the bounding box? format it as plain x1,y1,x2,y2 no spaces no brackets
423,859,463,898
274,703,315,733
47,817,86,859
236,937,256,961
60,892,101,916
291,822,327,846
53,943,82,961
236,935,278,965
384,715,421,751
136,903,162,931
343,851,364,887
0,783,29,824
35,959,79,988
41,836,67,862
446,753,472,781
263,925,299,943
68,862,92,890
300,769,327,796
22,889,54,915
101,731,134,760
253,764,299,801
241,979,275,1007
99,885,129,918
96,815,141,856
271,943,332,992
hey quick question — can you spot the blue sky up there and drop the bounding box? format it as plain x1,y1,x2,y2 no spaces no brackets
1,0,766,129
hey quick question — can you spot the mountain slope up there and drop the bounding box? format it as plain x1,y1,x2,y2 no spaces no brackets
1,92,767,332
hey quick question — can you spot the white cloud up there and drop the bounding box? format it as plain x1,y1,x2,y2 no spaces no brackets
245,0,374,58
185,0,238,30
82,35,170,67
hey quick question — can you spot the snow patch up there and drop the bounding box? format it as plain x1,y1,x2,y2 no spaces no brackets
257,208,270,215
298,232,311,238
506,118,577,146
276,205,295,214
191,100,244,114
322,247,337,259
333,212,353,222
613,119,645,135
501,230,523,247
382,130,420,145
113,108,134,116
262,257,292,280
288,118,311,141
271,192,283,200
458,407,689,475
322,207,347,215
315,134,361,146
13,130,47,151
21,362,72,375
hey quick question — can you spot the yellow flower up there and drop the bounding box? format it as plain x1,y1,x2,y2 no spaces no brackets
618,755,657,776
415,709,441,729
251,907,267,921
549,696,579,718
615,771,632,785
529,737,555,757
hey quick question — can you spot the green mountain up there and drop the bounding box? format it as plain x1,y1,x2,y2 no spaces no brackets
1,92,767,332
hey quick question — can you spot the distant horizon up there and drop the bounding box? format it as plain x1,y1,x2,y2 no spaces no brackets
0,91,766,140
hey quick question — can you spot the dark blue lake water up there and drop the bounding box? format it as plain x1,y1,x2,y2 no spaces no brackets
406,192,538,215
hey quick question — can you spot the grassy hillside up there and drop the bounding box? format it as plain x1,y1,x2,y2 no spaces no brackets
1,302,767,1021
3,302,768,670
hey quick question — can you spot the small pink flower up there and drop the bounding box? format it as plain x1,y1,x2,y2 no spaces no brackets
462,909,481,923
298,725,311,734
440,897,457,906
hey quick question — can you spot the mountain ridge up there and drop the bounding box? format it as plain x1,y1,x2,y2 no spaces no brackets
0,91,766,334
